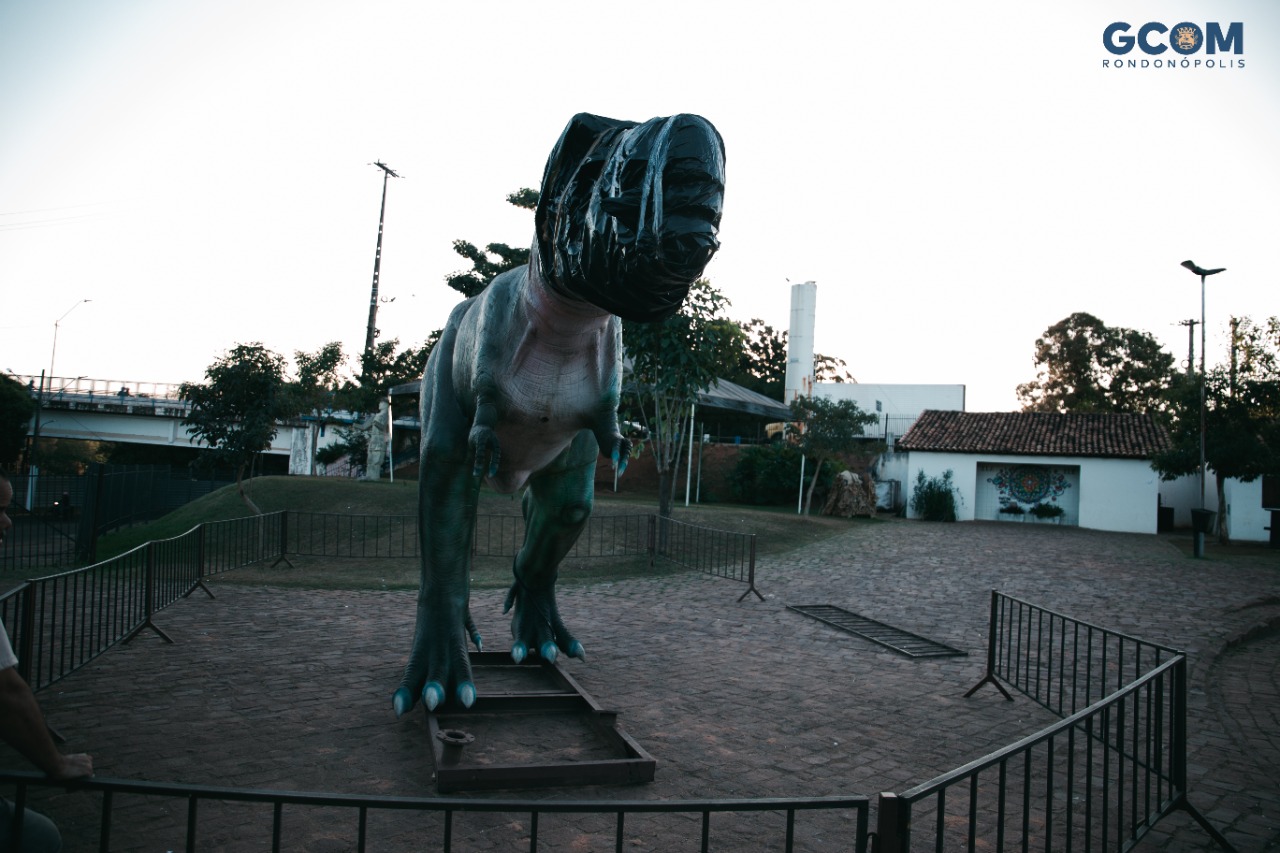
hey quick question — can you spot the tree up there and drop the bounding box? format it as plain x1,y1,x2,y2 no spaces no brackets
444,188,539,298
345,334,438,414
814,353,855,384
623,279,744,518
729,319,789,399
180,343,292,513
1016,312,1176,414
292,342,347,476
1153,315,1280,541
0,374,36,470
786,395,879,515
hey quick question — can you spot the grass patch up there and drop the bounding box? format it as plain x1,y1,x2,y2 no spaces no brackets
97,476,876,590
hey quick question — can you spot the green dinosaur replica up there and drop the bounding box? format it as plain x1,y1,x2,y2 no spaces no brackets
393,113,726,715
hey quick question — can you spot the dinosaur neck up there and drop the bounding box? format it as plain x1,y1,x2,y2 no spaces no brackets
523,258,612,346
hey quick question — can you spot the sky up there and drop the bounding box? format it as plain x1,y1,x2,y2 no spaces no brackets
2,1,1277,413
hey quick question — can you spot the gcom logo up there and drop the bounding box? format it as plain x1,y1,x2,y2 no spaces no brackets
1103,21,1243,56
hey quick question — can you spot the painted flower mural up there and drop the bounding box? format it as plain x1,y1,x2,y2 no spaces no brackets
988,465,1071,505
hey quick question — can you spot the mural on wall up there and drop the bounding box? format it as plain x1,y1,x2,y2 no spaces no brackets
987,465,1073,522
989,465,1071,504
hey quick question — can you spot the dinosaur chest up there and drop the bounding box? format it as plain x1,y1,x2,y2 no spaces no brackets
485,333,613,492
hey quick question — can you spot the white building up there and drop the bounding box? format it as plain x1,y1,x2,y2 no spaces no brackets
898,410,1171,535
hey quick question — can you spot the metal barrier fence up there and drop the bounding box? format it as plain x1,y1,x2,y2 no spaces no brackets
0,541,1240,851
657,515,761,601
0,510,79,574
0,513,279,692
0,771,869,853
874,591,1236,852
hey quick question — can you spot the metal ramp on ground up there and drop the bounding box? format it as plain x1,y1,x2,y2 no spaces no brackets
787,604,967,659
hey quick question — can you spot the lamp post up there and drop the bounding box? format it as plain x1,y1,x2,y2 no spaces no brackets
1180,260,1224,557
26,299,91,507
49,298,92,386
362,161,400,382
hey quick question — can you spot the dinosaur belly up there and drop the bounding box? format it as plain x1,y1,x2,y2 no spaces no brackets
485,367,604,494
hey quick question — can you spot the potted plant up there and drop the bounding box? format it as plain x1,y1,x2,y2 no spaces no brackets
1029,503,1065,523
998,504,1026,521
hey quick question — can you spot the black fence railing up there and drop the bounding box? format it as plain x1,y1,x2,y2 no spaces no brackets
0,542,1241,852
874,591,1236,852
0,771,870,853
0,513,278,692
270,512,756,597
657,515,761,601
0,467,235,573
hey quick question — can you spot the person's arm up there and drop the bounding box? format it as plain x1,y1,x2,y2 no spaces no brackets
0,666,92,781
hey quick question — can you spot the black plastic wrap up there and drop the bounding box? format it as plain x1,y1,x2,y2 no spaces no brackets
535,112,726,323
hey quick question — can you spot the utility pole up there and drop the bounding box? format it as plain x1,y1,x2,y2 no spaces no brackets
363,161,400,381
1178,318,1198,376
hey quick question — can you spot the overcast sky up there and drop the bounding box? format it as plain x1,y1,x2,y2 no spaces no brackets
3,1,1277,412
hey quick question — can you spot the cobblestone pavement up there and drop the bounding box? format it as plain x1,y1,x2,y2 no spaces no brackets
6,519,1279,851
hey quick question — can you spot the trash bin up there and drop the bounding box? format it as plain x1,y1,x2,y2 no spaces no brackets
1190,508,1216,559
1157,506,1175,532
1190,508,1216,534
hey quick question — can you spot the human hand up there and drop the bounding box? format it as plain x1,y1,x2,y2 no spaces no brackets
49,752,93,782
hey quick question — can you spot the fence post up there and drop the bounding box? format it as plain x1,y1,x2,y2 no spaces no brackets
183,523,215,599
270,511,295,568
737,535,764,602
17,583,36,685
647,515,655,567
964,590,1013,700
875,792,908,853
123,542,173,644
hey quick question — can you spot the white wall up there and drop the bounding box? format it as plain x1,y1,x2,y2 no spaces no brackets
1223,478,1272,543
1157,472,1275,542
906,451,1163,534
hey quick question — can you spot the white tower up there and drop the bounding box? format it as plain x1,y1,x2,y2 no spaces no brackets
784,281,817,404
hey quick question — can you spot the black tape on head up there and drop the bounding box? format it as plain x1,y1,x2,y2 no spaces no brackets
536,113,726,322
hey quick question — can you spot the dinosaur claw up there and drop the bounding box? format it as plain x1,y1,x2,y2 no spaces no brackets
424,682,445,711
511,642,527,664
540,641,558,663
470,630,483,651
392,688,414,718
457,682,476,708
568,640,585,661
618,457,628,476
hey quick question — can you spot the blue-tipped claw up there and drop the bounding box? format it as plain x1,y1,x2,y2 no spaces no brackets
568,640,585,661
618,457,628,476
392,688,414,718
423,682,445,711
470,630,484,651
540,641,558,663
457,682,476,708
511,642,527,664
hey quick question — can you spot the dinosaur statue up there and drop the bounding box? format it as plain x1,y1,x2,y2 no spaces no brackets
393,113,726,715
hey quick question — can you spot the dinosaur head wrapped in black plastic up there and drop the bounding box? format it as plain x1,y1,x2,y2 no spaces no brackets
535,112,726,323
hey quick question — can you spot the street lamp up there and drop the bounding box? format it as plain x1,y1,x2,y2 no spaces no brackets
1180,260,1224,557
49,298,92,387
27,299,91,490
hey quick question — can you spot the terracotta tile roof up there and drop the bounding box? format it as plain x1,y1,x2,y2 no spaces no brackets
897,411,1171,459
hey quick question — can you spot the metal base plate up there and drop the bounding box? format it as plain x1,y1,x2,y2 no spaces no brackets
425,651,656,793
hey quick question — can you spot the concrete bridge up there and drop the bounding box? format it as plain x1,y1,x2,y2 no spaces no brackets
15,375,410,476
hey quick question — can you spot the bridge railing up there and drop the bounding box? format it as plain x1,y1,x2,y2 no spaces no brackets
17,374,187,402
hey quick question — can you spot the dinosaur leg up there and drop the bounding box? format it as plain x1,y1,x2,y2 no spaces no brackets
392,323,483,716
504,429,597,664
